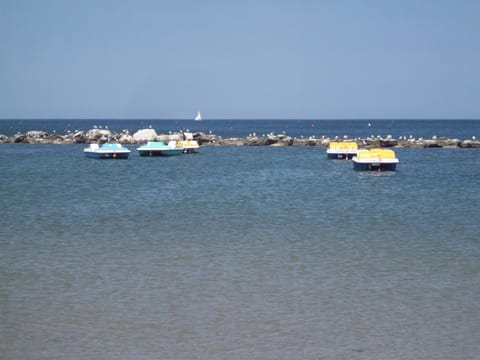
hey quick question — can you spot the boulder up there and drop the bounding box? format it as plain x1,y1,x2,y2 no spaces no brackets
118,133,135,144
422,139,442,148
167,133,182,141
156,134,170,143
380,138,398,147
265,133,279,145
291,138,309,147
270,138,293,146
85,129,112,142
195,133,220,145
26,130,49,139
304,139,318,146
47,134,66,144
365,138,381,147
437,138,460,148
244,137,267,146
219,138,245,146
459,139,480,148
133,128,157,142
71,131,86,143
13,134,26,143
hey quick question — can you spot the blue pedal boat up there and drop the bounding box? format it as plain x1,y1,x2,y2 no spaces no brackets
84,143,131,159
136,141,184,156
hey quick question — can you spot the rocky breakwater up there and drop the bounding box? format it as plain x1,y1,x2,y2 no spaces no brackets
0,128,218,146
206,132,480,149
361,135,469,148
1,128,479,149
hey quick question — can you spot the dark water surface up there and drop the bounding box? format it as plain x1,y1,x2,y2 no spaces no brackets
1,126,480,359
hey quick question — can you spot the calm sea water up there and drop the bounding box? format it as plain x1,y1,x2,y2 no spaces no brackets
1,120,480,359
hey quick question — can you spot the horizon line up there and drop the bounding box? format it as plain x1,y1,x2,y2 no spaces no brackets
1,118,479,121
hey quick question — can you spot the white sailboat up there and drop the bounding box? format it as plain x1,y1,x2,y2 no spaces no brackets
194,111,202,121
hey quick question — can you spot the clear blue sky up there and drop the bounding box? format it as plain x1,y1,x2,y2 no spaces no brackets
1,0,479,119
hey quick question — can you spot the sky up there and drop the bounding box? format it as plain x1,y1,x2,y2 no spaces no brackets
1,0,479,120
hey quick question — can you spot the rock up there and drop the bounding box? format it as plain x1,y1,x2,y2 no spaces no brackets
422,139,442,148
244,137,267,146
26,130,49,139
459,139,480,148
265,134,279,145
276,137,294,146
269,139,292,146
192,131,206,139
133,128,157,142
167,133,182,141
118,133,135,144
291,138,309,146
438,138,461,147
85,129,112,142
195,133,220,145
156,134,170,143
0,127,479,150
48,134,66,144
71,131,86,143
219,138,245,146
13,134,26,143
321,138,332,147
380,138,398,147
365,138,381,147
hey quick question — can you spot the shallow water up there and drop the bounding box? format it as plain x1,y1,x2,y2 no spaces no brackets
1,143,479,359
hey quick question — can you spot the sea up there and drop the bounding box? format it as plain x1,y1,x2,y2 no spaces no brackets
1,119,479,359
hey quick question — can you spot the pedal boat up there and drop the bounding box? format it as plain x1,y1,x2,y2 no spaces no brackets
136,141,183,156
326,141,359,159
352,148,399,171
84,143,130,159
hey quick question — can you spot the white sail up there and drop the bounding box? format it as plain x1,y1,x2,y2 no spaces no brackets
194,111,202,121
